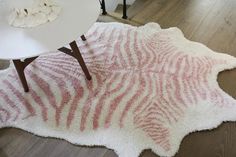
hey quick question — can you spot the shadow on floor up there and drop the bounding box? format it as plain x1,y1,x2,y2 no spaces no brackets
0,148,8,157
0,60,10,70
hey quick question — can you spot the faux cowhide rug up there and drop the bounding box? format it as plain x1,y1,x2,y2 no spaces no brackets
1,22,236,157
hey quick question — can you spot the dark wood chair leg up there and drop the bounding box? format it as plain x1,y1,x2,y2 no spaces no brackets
13,57,38,92
81,35,86,41
13,60,29,92
69,41,92,80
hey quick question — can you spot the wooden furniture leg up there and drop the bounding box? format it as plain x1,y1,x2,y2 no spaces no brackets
122,0,128,19
13,57,38,92
58,41,92,80
14,40,90,92
81,35,86,41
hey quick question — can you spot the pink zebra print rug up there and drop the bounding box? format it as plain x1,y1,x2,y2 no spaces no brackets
1,22,236,157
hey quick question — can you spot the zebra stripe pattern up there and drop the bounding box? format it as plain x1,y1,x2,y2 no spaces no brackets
1,22,236,157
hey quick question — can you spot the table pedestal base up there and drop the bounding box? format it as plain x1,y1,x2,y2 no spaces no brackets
13,36,91,92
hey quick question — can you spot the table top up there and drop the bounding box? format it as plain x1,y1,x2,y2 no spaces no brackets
0,0,100,60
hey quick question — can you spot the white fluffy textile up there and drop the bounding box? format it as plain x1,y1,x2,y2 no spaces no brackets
7,0,61,28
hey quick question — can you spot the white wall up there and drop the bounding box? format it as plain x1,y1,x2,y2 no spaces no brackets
105,0,136,11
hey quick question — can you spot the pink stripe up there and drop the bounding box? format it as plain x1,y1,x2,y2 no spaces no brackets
196,58,207,99
81,29,119,131
68,83,84,129
157,45,175,65
79,45,110,59
38,59,108,75
83,24,101,41
159,74,179,122
116,29,128,68
79,76,96,131
29,88,48,121
39,30,118,129
0,108,10,123
7,75,48,121
202,57,214,100
160,98,178,123
93,73,122,129
80,102,92,131
125,29,135,67
195,58,207,99
80,74,103,131
0,90,21,121
181,56,193,104
3,80,36,118
9,72,48,122
37,60,77,73
190,58,203,100
161,47,179,71
37,60,88,77
135,38,146,68
88,28,125,128
133,73,153,113
119,74,145,127
44,44,108,61
134,102,152,123
140,38,151,68
27,70,58,110
211,90,221,107
165,76,184,116
145,40,158,69
215,89,229,107
173,55,187,106
186,57,198,104
152,102,172,124
159,50,177,72
32,64,71,126
133,32,143,68
154,74,177,123
38,57,79,66
140,126,170,150
104,74,136,128
37,63,84,128
166,50,182,71
135,116,170,151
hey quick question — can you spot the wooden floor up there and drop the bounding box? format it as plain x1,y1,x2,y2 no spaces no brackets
1,0,236,156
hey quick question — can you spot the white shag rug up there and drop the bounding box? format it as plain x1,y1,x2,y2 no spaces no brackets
0,22,236,157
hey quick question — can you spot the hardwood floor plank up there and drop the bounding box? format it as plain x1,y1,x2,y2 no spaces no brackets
102,149,118,157
0,129,41,157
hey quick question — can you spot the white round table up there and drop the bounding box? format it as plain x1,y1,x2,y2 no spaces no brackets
0,0,100,92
